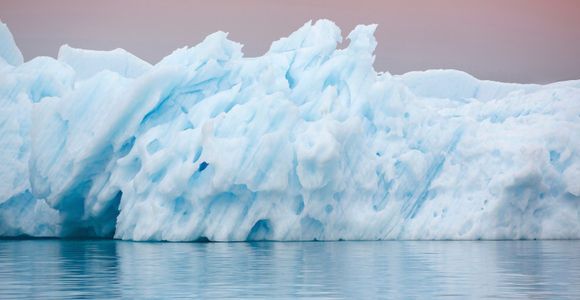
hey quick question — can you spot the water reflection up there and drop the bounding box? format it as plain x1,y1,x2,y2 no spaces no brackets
1,240,579,299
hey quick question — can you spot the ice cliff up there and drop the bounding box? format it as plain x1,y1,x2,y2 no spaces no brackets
1,20,579,241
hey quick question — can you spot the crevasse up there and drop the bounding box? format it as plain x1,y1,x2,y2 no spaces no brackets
1,20,579,241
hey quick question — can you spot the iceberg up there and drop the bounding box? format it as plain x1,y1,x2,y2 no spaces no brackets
1,20,579,241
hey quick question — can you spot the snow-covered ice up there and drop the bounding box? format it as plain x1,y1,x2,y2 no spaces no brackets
1,20,579,241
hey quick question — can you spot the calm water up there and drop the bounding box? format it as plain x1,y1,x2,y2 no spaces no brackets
0,240,579,299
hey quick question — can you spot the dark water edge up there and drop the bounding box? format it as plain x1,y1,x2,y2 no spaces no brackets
1,239,580,299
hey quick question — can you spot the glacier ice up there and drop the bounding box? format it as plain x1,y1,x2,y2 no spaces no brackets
1,20,579,241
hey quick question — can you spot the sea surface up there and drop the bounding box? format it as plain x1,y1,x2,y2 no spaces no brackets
0,239,579,299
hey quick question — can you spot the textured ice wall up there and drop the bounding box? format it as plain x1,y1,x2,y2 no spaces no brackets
1,20,579,241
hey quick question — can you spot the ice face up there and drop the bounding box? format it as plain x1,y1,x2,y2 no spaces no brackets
1,20,579,241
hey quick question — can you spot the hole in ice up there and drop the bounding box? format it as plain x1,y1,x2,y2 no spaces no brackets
247,219,273,241
324,204,333,213
150,168,166,183
96,191,123,238
173,196,189,214
146,139,162,155
300,216,324,239
194,236,210,243
549,150,560,163
119,136,135,157
182,120,194,130
198,161,209,172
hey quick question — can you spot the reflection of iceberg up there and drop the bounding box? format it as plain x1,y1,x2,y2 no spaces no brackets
1,20,579,241
1,241,580,298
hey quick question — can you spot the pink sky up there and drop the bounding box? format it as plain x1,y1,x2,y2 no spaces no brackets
1,0,579,83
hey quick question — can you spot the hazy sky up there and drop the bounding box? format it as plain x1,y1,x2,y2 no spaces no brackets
1,0,579,83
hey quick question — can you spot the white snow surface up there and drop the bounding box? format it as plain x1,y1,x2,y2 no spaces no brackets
1,20,579,241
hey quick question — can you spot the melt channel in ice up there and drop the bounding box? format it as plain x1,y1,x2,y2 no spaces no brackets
1,20,579,241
